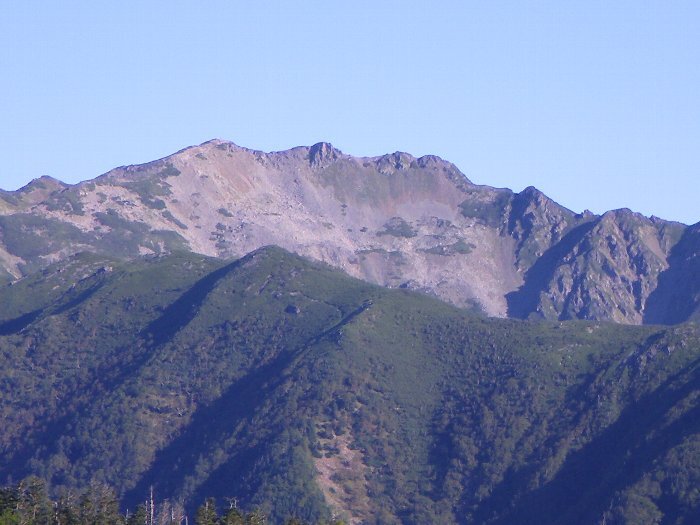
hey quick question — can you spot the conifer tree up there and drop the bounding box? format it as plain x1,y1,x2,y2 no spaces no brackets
127,504,149,525
195,498,218,525
220,507,245,525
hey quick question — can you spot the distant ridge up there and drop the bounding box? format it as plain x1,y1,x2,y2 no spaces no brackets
0,138,697,324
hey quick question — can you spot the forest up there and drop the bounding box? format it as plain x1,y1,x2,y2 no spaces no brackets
0,477,345,525
0,248,697,524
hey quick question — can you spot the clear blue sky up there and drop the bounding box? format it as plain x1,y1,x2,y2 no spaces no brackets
1,1,698,224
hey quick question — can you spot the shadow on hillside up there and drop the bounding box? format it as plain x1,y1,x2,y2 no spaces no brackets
123,300,372,510
141,258,244,346
0,276,106,336
0,309,42,335
50,278,108,316
506,221,597,320
474,358,700,525
122,347,293,509
644,226,700,325
0,259,243,483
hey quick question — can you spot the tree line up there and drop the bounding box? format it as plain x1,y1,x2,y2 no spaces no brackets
0,478,346,525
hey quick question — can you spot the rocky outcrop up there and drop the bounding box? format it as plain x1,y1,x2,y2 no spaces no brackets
0,139,697,324
644,222,700,324
507,209,684,323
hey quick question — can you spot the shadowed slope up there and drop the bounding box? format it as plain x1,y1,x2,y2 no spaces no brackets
506,220,596,319
645,223,700,324
0,247,698,524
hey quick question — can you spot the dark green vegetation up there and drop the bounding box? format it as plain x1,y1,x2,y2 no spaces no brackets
45,190,86,215
0,477,343,524
376,217,417,238
102,161,180,206
0,211,187,275
0,215,86,262
0,247,698,524
459,189,513,228
422,240,474,256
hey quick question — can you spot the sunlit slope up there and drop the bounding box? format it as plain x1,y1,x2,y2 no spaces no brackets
0,247,697,524
1,140,697,324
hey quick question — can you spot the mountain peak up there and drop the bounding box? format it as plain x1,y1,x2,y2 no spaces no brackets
374,151,416,173
308,142,342,166
18,175,67,193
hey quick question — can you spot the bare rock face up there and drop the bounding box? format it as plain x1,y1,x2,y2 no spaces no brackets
644,222,700,324
0,138,697,324
507,209,684,323
507,186,579,270
308,142,340,167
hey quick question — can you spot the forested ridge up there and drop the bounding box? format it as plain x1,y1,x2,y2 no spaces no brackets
0,247,698,524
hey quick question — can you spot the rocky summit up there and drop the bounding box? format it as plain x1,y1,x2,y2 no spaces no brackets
0,139,697,324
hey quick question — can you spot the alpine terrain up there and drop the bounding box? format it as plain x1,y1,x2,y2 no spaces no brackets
1,139,698,324
0,140,698,524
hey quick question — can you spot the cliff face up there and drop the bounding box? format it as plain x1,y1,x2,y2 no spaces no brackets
644,222,700,324
506,208,688,324
0,139,696,324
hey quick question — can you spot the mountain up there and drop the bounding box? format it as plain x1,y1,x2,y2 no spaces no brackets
644,222,700,324
0,139,697,324
0,247,698,524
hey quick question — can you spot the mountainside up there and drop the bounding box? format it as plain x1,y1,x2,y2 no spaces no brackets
0,139,697,324
0,247,698,524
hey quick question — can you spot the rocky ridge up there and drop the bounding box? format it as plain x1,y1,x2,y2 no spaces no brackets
0,139,696,324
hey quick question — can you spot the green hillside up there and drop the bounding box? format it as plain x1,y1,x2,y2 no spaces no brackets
0,247,697,524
